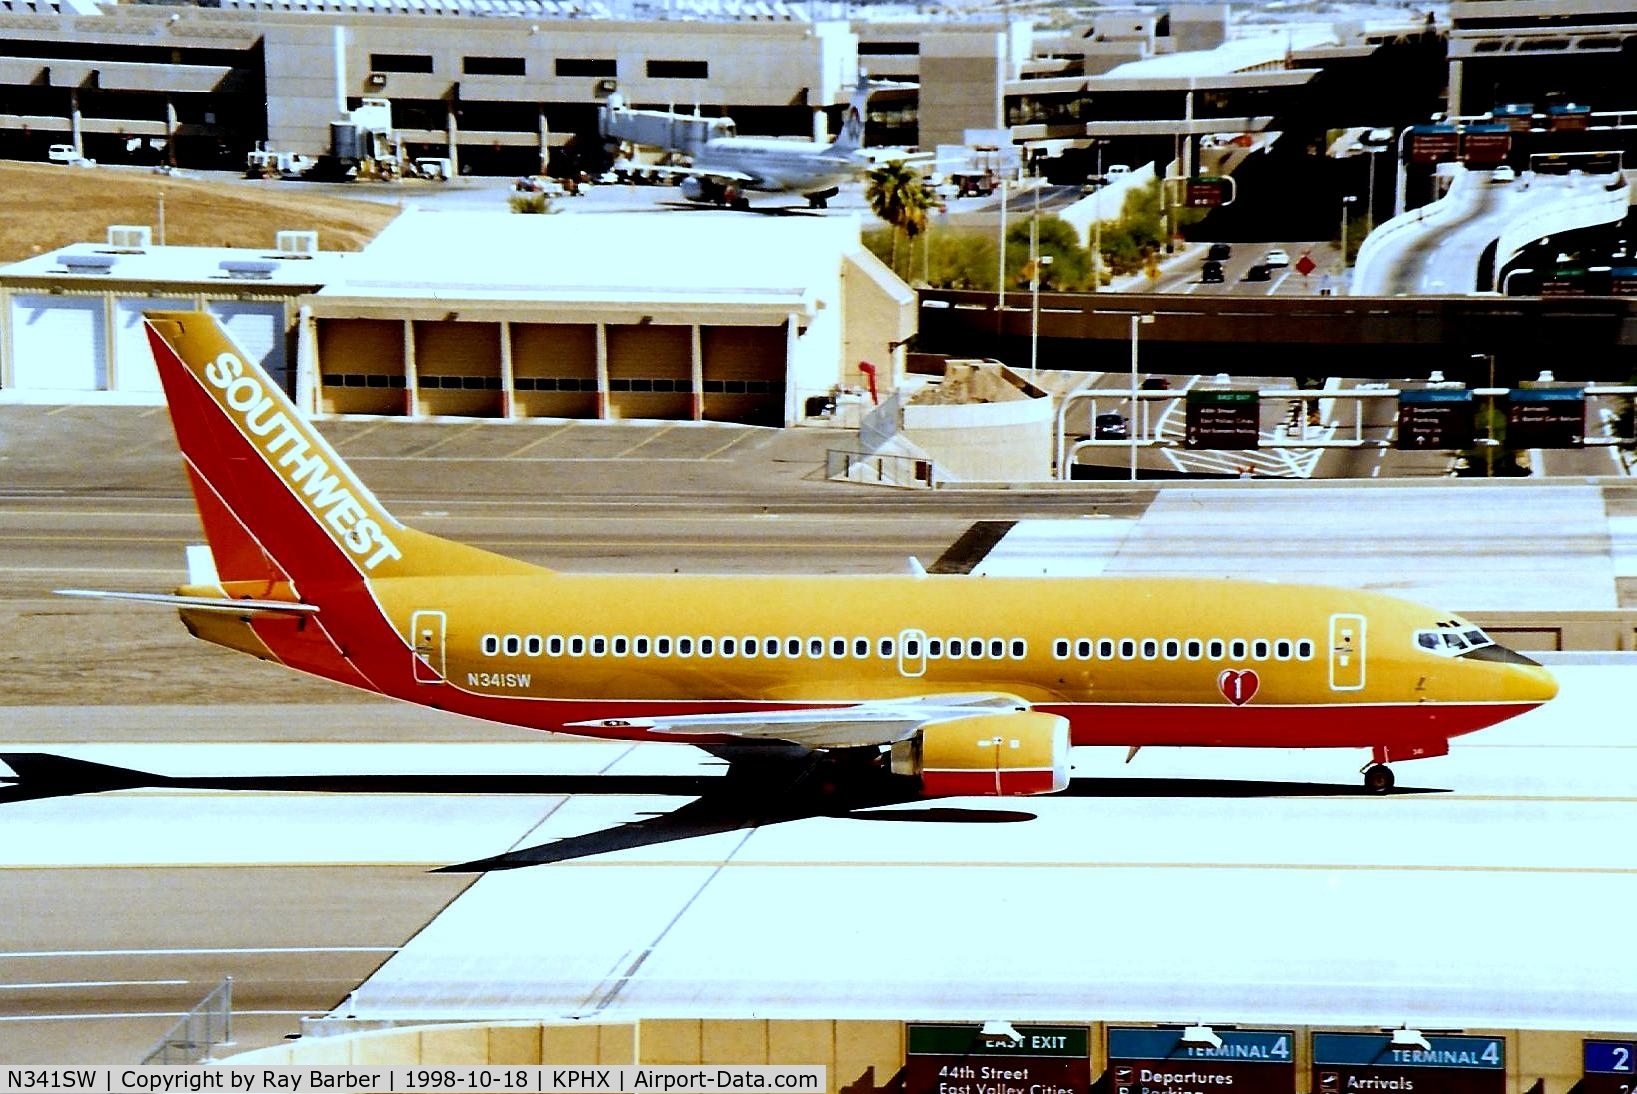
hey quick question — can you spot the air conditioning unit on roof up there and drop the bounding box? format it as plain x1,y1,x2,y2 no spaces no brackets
106,225,152,252
275,230,319,257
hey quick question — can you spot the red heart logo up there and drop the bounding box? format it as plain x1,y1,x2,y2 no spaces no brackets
1218,669,1259,705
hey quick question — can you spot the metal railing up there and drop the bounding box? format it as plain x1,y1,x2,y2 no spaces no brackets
141,977,233,1065
826,449,936,488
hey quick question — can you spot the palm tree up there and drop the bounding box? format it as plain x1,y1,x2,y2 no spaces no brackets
865,160,931,277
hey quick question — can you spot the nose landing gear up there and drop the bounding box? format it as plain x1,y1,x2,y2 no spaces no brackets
1362,763,1395,794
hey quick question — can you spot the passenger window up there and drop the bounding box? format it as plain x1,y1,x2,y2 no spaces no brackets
1053,639,1070,660
1296,639,1314,660
1097,639,1114,659
503,635,521,656
1010,639,1026,658
764,637,781,658
742,637,758,657
656,636,672,656
786,637,801,657
481,634,499,656
830,637,846,658
947,638,964,659
720,637,735,657
1163,639,1180,660
591,635,607,656
1074,639,1092,660
966,638,983,660
1230,639,1247,659
905,638,921,657
853,637,869,658
988,638,1004,658
879,637,895,658
809,637,824,657
570,636,586,656
1274,639,1291,660
1119,639,1136,659
634,636,650,656
677,636,694,656
612,636,628,656
1207,639,1225,659
525,635,542,656
700,637,715,657
1141,639,1158,660
548,635,564,656
1184,639,1202,660
928,638,943,658
1252,639,1269,660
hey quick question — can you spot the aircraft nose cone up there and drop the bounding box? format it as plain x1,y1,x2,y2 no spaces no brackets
1517,662,1559,704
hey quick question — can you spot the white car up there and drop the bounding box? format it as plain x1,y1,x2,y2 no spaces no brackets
1491,165,1516,183
46,144,78,164
1263,249,1291,268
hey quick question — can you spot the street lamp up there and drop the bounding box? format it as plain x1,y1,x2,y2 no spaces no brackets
1030,254,1052,375
1128,313,1154,481
1339,194,1358,275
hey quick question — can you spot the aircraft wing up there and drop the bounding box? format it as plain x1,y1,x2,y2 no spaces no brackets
642,163,757,185
860,148,935,166
565,692,1029,750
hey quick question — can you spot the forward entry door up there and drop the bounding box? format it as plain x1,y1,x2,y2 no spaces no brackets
1328,613,1366,691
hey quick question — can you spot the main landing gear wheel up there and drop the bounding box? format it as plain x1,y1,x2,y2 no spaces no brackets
1363,764,1395,794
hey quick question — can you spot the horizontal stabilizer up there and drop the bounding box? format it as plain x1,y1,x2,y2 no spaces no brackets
54,589,319,615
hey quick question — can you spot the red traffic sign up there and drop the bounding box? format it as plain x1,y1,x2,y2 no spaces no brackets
1294,253,1316,277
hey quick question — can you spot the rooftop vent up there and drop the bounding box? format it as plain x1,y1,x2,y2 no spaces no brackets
274,230,319,258
61,253,117,274
105,225,152,252
219,259,280,280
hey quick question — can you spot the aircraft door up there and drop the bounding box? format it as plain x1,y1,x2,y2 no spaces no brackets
898,628,927,678
411,610,446,684
1329,613,1366,691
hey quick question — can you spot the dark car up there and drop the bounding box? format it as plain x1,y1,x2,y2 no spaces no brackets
1207,242,1233,260
1141,376,1171,390
1093,412,1129,440
1201,260,1225,283
1242,263,1272,282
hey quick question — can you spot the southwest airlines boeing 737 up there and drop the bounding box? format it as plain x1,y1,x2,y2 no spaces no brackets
63,313,1557,797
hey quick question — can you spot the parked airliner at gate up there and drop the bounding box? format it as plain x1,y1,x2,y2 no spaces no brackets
61,312,1557,796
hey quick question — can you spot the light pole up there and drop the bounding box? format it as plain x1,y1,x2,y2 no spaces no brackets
1339,194,1357,275
996,177,1008,312
1128,313,1154,481
1030,254,1052,375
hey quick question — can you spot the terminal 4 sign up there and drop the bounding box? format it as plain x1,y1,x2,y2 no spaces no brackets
1397,388,1474,450
1507,386,1585,447
904,1023,1090,1094
1107,1027,1295,1094
1311,1033,1504,1094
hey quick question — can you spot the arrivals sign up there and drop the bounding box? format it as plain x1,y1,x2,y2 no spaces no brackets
1186,389,1260,450
1397,387,1474,450
904,1023,1090,1094
1107,1027,1295,1094
1507,386,1585,447
1582,1039,1637,1093
1311,1033,1504,1094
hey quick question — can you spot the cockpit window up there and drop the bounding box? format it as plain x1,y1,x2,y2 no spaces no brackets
1414,625,1497,657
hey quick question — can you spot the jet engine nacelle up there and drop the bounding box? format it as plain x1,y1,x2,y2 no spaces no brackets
891,711,1070,796
679,176,707,203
